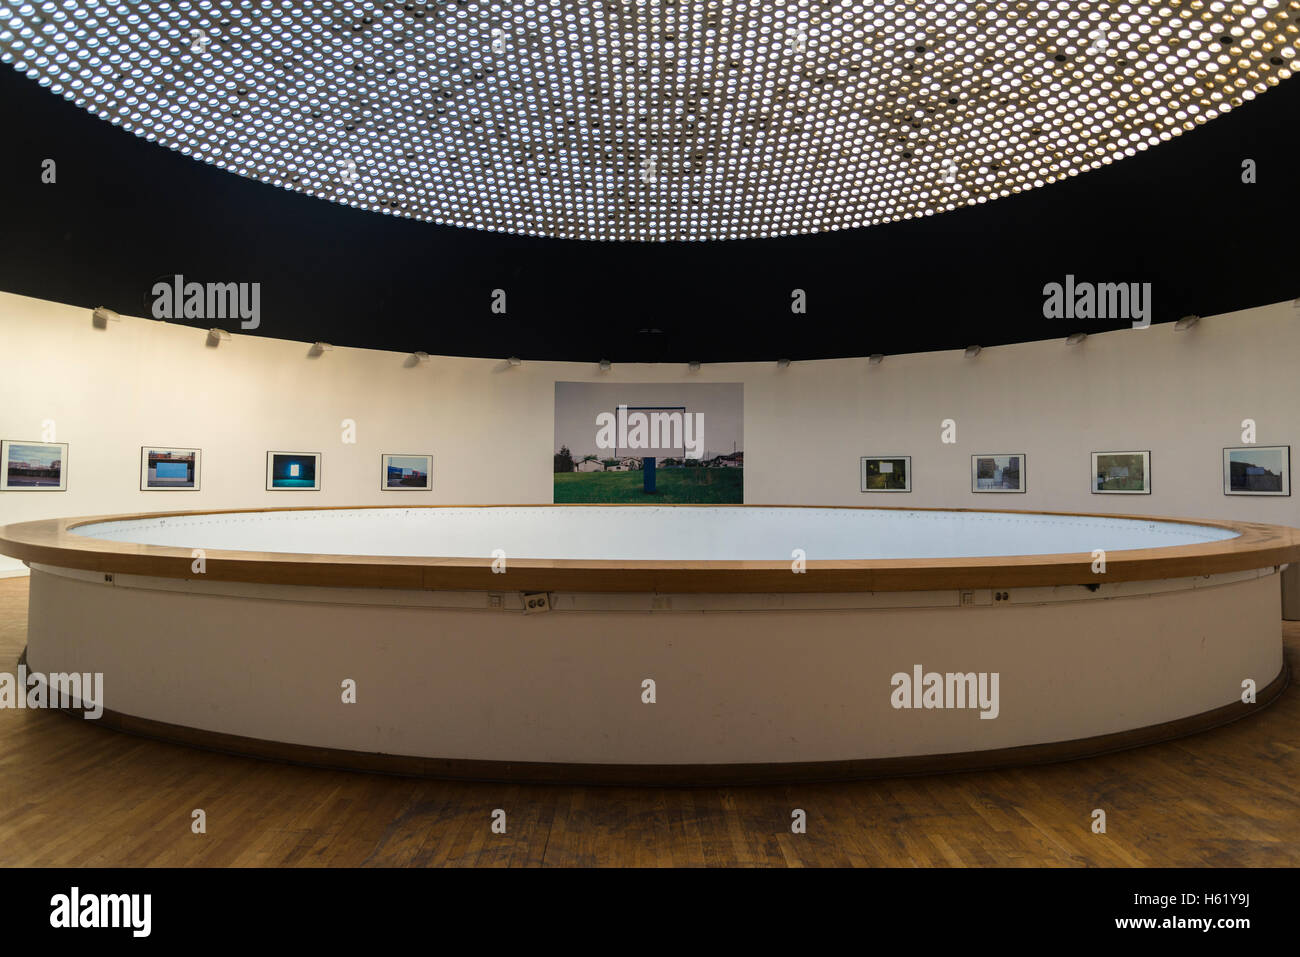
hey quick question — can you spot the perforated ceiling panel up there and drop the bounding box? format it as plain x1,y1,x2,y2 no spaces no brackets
2,1,1296,241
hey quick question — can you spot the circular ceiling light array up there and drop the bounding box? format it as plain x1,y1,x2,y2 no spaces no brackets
1,1,1296,242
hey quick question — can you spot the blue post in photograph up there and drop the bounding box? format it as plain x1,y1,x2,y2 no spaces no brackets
643,456,656,494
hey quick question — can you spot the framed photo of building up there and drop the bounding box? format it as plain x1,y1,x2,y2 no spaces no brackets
971,453,1026,493
381,453,433,491
1223,446,1290,496
0,440,68,491
861,455,911,492
266,451,321,491
140,446,201,490
1092,450,1151,494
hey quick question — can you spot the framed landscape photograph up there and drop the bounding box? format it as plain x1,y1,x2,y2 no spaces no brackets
381,453,432,491
553,381,744,504
1092,450,1151,494
861,455,911,492
971,453,1026,493
140,446,200,490
0,439,68,490
1223,446,1290,496
266,451,321,491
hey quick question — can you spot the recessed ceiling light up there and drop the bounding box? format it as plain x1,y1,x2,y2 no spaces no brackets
1,3,1290,242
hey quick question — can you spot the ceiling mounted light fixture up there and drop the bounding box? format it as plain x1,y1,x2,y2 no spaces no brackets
687,361,702,372
598,358,612,372
207,328,232,346
1066,333,1088,345
964,345,982,359
411,351,431,363
2,3,1293,242
1174,315,1201,331
868,354,885,365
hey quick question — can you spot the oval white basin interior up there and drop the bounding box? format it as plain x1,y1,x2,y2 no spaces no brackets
69,507,1238,562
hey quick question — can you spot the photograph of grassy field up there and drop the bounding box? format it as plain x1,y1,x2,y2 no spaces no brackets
555,381,744,504
554,467,743,503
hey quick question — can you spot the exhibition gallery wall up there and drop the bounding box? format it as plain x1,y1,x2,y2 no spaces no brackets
2,287,1296,577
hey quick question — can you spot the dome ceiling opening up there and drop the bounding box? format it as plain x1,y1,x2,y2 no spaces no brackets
1,0,1296,241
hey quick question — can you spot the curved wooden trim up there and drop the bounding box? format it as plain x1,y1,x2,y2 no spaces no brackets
2,504,1298,594
33,654,1288,787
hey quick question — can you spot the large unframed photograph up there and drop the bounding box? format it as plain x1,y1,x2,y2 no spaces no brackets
554,381,744,503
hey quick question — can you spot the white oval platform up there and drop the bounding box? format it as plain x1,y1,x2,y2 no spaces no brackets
71,505,1238,561
3,505,1295,784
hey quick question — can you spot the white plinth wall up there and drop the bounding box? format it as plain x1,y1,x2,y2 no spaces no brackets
24,563,1283,775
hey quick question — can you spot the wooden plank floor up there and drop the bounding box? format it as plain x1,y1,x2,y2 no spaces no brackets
1,575,1297,867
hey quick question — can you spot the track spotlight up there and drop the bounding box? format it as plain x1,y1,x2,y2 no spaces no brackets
776,358,791,369
1174,315,1200,331
92,306,121,328
308,342,334,357
411,351,431,363
687,360,701,372
507,356,522,367
1066,332,1087,345
868,354,884,365
206,328,232,346
598,358,611,372
964,345,982,358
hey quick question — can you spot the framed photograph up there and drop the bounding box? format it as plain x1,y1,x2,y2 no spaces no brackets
266,451,321,491
1223,446,1290,496
554,381,744,504
0,440,68,491
861,455,911,492
381,453,432,491
971,453,1026,493
140,446,201,490
1092,450,1151,494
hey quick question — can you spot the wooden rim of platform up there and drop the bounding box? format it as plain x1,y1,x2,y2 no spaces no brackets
1,504,1298,593
24,647,1287,787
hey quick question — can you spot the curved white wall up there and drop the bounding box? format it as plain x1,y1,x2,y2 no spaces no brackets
22,566,1284,767
2,290,1298,574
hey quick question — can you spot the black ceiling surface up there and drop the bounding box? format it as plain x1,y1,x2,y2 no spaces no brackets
0,63,1295,363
